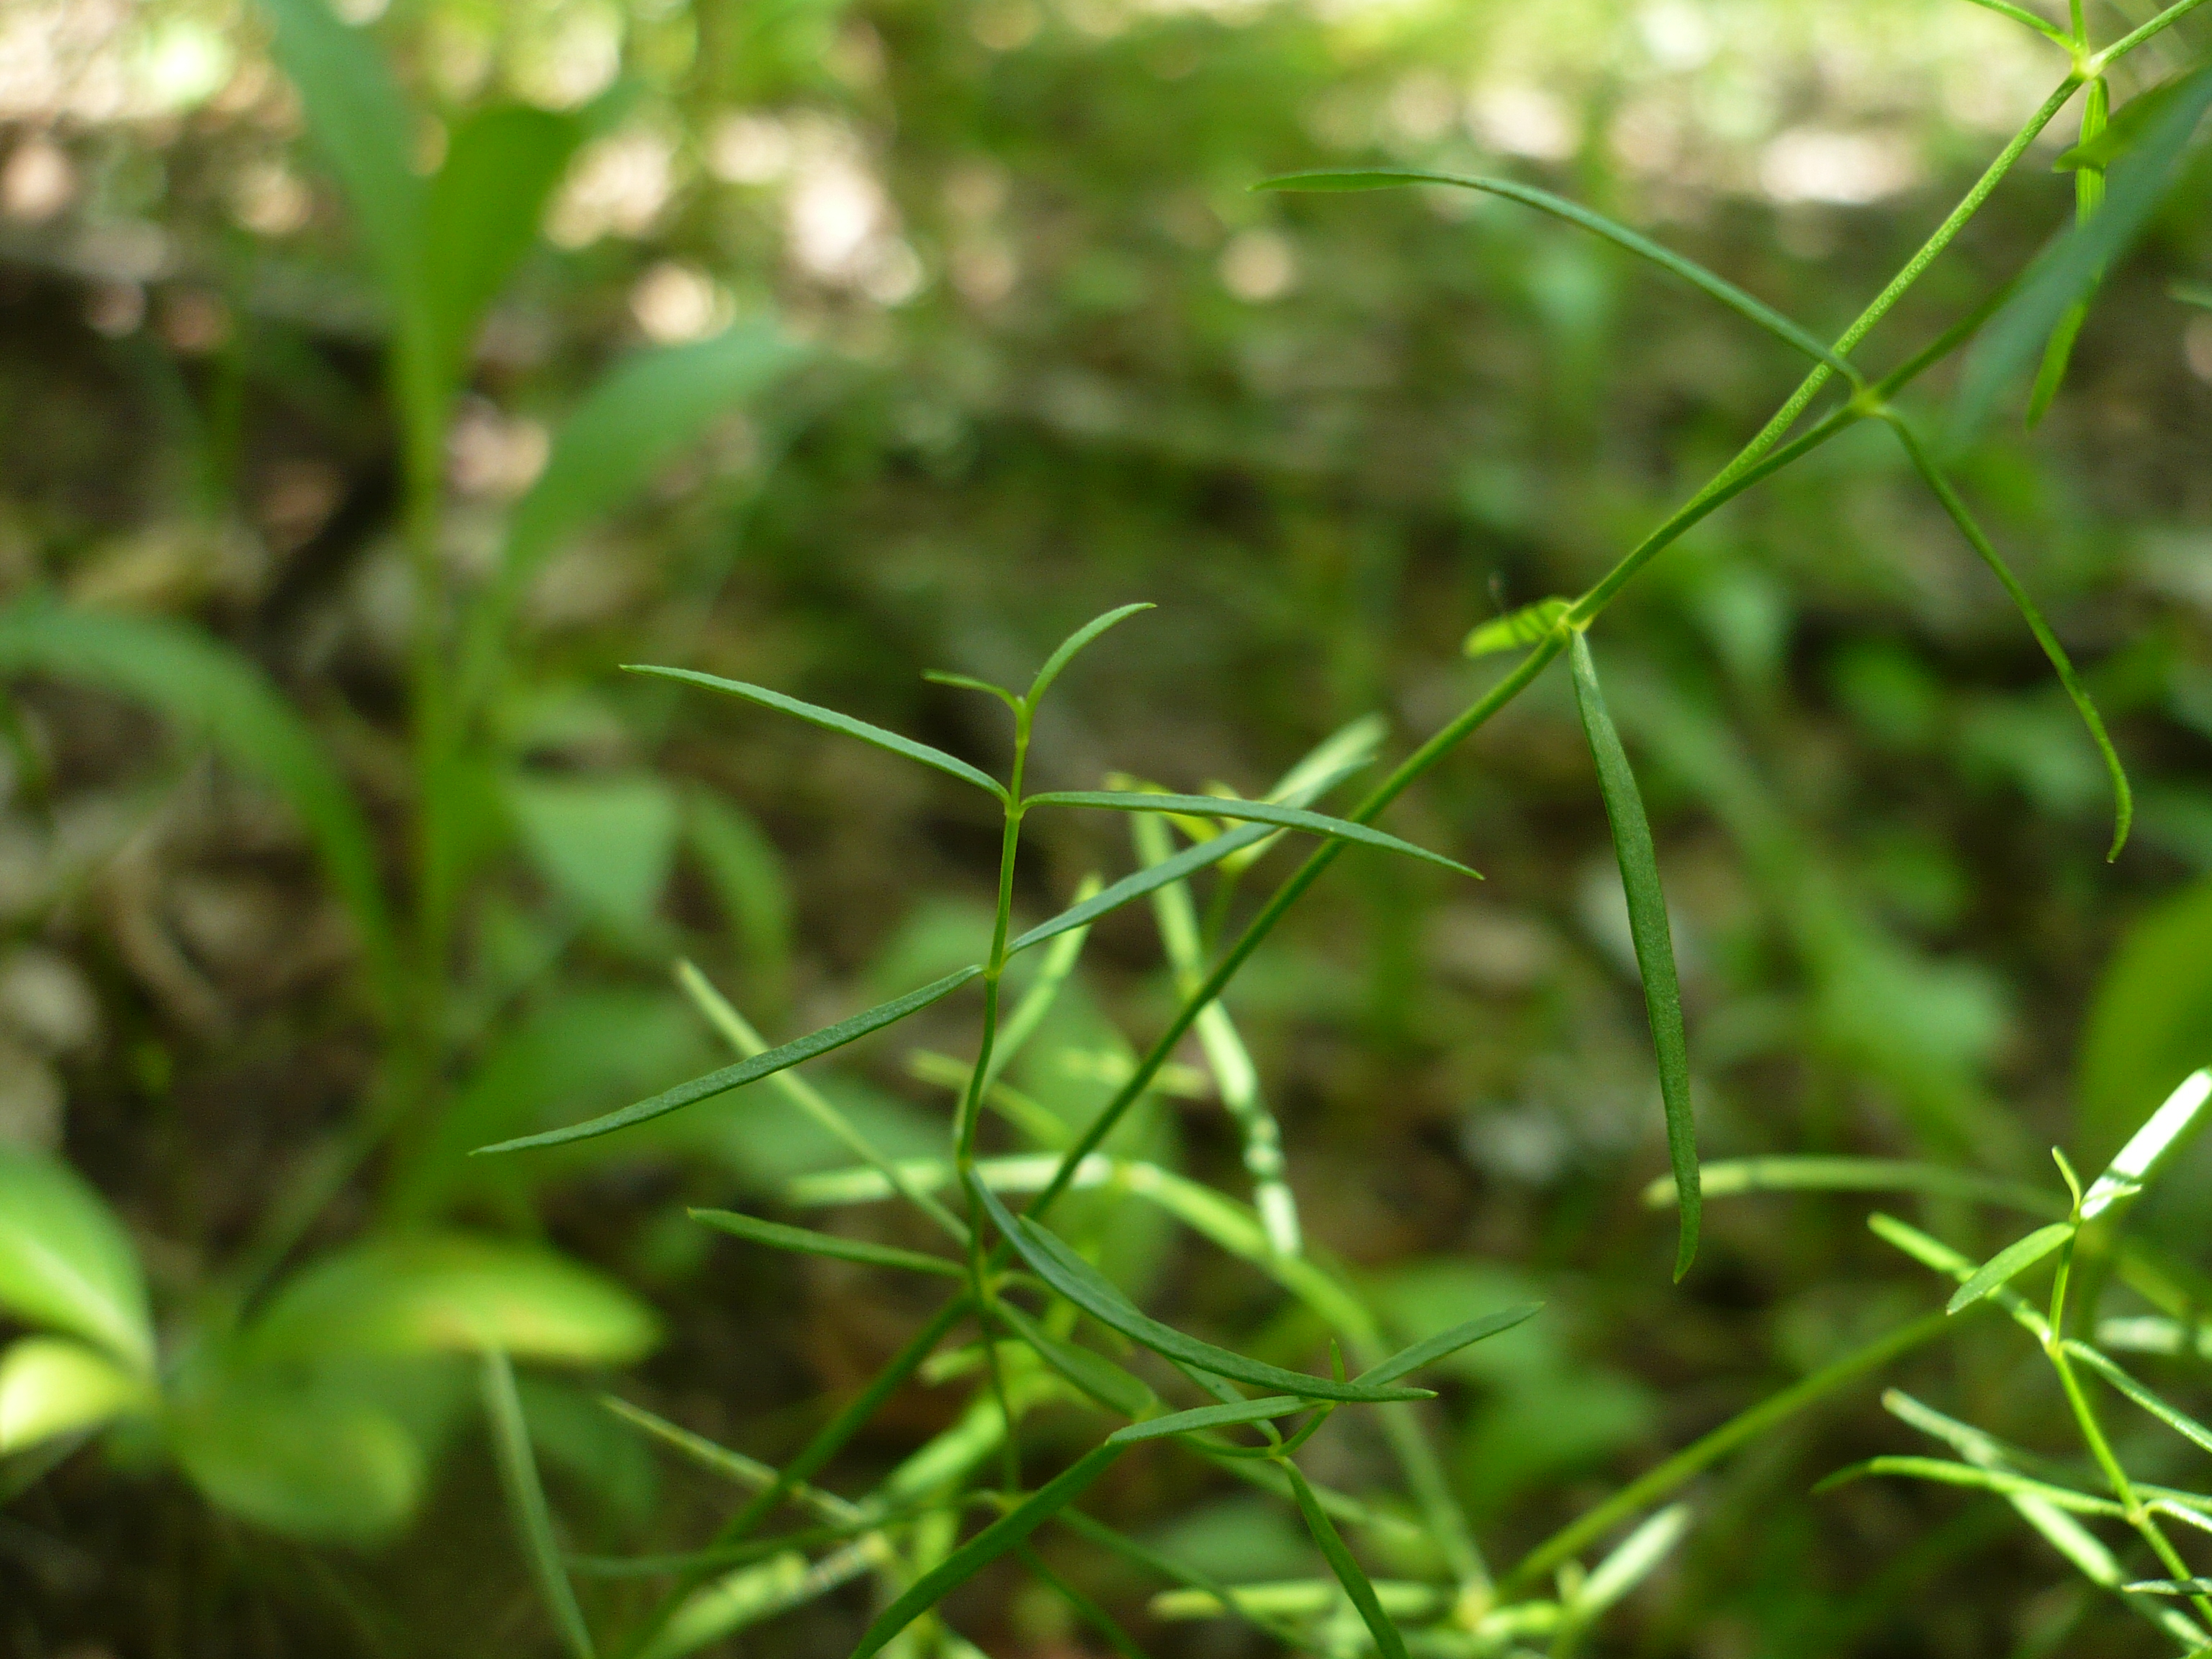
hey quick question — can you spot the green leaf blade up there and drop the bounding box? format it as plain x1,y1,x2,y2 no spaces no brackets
968,1176,1429,1404
1282,1461,1411,1659
1354,1303,1545,1386
483,1350,597,1659
687,1210,964,1278
1025,791,1478,878
1025,603,1156,706
849,1443,1125,1659
1004,822,1274,957
1107,1396,1307,1444
626,665,1005,801
1257,171,1856,380
475,966,981,1154
2082,1068,2212,1217
0,1144,154,1373
1946,1222,2076,1315
1464,598,1572,659
1568,634,1699,1279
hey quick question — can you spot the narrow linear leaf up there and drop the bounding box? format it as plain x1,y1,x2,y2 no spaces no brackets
2123,1578,2212,1595
1574,1505,1692,1621
1959,0,2076,45
992,1300,1161,1421
2062,1340,2212,1456
1464,597,1572,659
1948,1223,2076,1314
1257,171,1855,380
1026,792,1478,878
969,1176,1431,1404
483,1351,596,1659
625,666,1006,801
687,1210,964,1279
1954,61,2212,437
1027,603,1156,706
600,1395,857,1519
1568,634,1699,1279
1109,1396,1306,1444
2083,1069,2212,1218
1282,1461,1410,1659
1815,1455,2125,1515
1645,1157,2063,1218
848,1442,1125,1659
1004,823,1274,958
474,968,981,1154
1354,1303,1545,1387
1885,418,2131,859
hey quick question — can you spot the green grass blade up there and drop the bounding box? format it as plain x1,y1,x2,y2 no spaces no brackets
1946,1222,2076,1313
968,1177,1431,1404
1957,0,2077,45
1257,171,1858,382
686,1210,963,1278
482,1351,596,1659
1884,418,2131,859
848,1443,1125,1659
1354,1303,1545,1386
992,1301,1161,1419
2062,1341,2212,1456
1025,603,1156,706
1107,1397,1307,1444
0,599,400,1017
1869,1214,2051,1339
1953,62,2212,438
2123,1578,2212,1594
1025,792,1478,878
473,968,981,1154
626,666,1004,801
1573,1504,1691,1622
1815,1455,2125,1515
2082,1069,2212,1218
599,1397,860,1522
1463,598,1571,659
1004,824,1274,958
1568,633,1699,1279
1645,1157,2064,1218
1282,1460,1411,1659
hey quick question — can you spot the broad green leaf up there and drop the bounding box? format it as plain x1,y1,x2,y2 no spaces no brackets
969,1176,1430,1403
1573,1503,1691,1620
1282,1460,1410,1659
992,1300,1161,1420
0,600,398,1012
245,1235,659,1365
626,665,1004,800
1568,634,1699,1278
477,967,983,1154
169,1365,424,1542
1354,1303,1544,1386
423,105,582,387
0,1335,153,1452
2062,1339,2212,1456
1464,598,1570,659
484,1351,596,1659
0,1143,153,1372
508,772,681,937
1025,791,1479,879
2082,1069,2212,1218
1258,171,1856,379
1107,1396,1307,1444
1005,822,1274,958
1815,1455,2124,1515
472,324,807,663
684,788,793,1012
1025,603,1156,705
849,1442,1126,1659
687,1208,963,1277
1947,1222,2076,1313
256,0,423,306
1645,1156,2062,1218
2078,878,2212,1166
1884,418,2131,860
1954,61,2212,438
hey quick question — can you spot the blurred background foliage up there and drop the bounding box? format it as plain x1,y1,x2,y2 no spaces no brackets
0,0,2209,1652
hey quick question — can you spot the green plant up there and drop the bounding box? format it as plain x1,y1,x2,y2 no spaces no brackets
0,0,802,1556
427,4,2208,1653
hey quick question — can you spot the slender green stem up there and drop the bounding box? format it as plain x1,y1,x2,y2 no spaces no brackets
1503,1311,1960,1591
2090,0,2212,69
